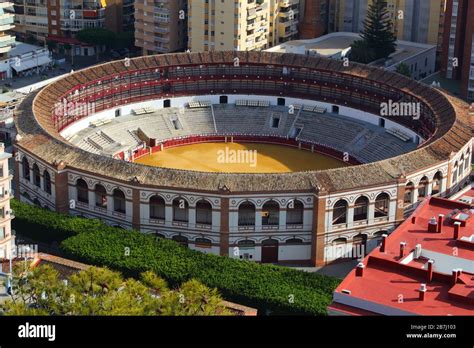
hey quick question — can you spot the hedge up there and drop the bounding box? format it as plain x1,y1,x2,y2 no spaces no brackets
11,199,340,315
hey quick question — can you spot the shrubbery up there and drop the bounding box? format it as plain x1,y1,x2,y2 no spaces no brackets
11,199,340,315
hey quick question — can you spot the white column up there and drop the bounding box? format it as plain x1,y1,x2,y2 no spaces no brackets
165,204,173,225
412,188,418,204
388,200,397,221
255,209,262,231
440,177,447,195
188,207,196,227
426,181,433,196
368,203,375,225
106,195,113,214
88,190,95,207
326,210,333,232
347,206,354,228
279,209,287,230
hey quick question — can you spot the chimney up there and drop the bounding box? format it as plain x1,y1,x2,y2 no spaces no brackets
414,244,422,258
437,214,444,233
399,241,406,258
452,269,459,285
427,259,434,283
418,283,427,301
355,262,365,277
380,234,388,253
453,221,461,239
411,216,416,224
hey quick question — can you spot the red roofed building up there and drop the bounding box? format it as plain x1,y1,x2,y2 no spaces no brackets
329,188,474,316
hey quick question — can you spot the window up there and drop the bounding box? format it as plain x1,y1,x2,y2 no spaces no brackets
77,179,89,204
238,202,255,226
94,184,107,208
333,200,348,225
149,195,165,220
43,170,51,194
262,200,279,226
418,177,429,199
353,196,369,221
22,157,30,181
173,198,189,222
285,238,303,245
374,193,389,218
286,200,303,225
172,235,188,247
404,182,414,204
113,189,126,214
32,164,41,188
196,200,212,225
195,237,212,248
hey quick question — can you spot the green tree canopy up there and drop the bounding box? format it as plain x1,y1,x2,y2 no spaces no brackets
350,0,397,63
1,264,232,316
349,39,376,64
76,28,116,47
395,62,411,77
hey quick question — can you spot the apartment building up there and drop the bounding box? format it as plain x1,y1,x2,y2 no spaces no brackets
12,0,133,55
188,0,301,52
134,0,188,55
440,0,474,102
0,143,14,274
0,2,15,79
334,0,445,48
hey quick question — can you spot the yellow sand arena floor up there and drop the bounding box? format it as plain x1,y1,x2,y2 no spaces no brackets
134,142,347,173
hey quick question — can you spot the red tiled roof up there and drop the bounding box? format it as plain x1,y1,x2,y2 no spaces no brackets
332,193,474,316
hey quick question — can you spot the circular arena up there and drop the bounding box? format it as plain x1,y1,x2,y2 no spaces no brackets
14,51,472,265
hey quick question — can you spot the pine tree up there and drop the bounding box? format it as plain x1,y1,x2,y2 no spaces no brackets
360,0,397,60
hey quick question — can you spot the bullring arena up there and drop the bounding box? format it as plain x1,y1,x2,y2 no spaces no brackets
13,51,472,265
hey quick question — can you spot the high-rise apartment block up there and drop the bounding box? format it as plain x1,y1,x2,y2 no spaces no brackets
12,0,133,52
0,143,14,273
134,0,188,55
334,0,445,49
0,2,15,60
188,0,300,52
440,0,474,102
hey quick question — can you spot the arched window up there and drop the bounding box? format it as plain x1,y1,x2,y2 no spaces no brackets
431,172,442,195
333,200,348,225
238,201,255,226
238,239,255,248
43,170,51,194
149,195,165,220
452,162,458,184
464,149,470,171
33,198,41,207
404,182,414,204
459,156,464,176
32,164,41,187
196,200,212,225
76,179,89,204
418,176,429,199
353,196,369,221
113,189,126,214
22,157,30,181
285,238,303,245
172,235,188,247
195,237,212,248
262,200,279,226
332,237,347,245
374,193,389,218
94,184,107,208
173,198,189,222
286,200,303,225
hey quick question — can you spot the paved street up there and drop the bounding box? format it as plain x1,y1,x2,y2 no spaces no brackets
289,259,359,279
